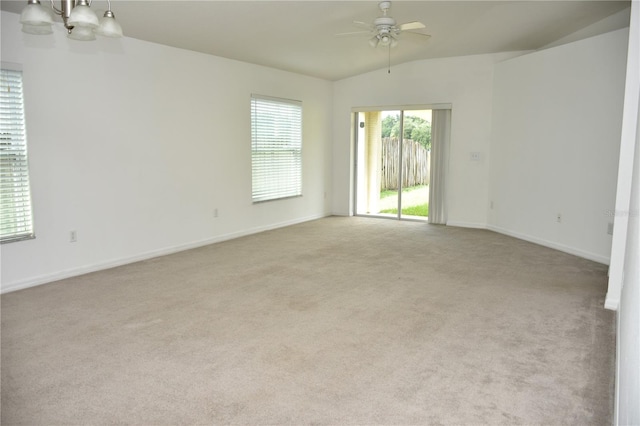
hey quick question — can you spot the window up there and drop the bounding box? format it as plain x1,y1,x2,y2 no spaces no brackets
0,68,34,243
251,95,302,203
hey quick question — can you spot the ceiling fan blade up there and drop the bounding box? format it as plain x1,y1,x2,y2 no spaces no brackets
335,30,373,37
404,32,432,39
353,20,374,30
399,21,426,31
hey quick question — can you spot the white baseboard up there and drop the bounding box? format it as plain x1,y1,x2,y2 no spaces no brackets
3,215,611,294
446,221,488,229
1,213,329,294
486,224,610,265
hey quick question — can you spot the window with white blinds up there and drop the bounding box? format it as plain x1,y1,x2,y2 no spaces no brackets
251,95,302,203
0,68,34,243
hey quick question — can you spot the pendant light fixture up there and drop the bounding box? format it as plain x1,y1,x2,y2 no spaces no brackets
20,0,123,40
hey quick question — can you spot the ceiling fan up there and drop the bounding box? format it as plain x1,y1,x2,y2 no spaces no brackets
336,1,431,48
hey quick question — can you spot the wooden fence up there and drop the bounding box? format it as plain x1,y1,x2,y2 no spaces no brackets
381,137,429,190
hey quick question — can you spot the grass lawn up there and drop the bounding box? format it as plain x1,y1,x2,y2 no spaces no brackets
380,185,427,199
380,203,429,217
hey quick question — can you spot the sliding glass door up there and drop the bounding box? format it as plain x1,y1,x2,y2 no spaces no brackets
354,109,431,220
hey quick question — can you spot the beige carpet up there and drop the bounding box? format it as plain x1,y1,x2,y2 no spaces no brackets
1,217,615,425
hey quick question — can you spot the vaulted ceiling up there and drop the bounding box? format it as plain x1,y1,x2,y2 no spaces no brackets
1,0,631,80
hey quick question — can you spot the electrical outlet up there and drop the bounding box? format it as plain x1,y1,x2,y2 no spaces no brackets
213,208,219,218
607,222,614,235
490,201,494,209
70,230,77,242
470,152,481,161
556,213,562,223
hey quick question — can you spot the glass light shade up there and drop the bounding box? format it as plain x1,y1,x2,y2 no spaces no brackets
68,5,99,28
95,13,123,38
67,26,96,41
369,36,379,48
20,2,53,26
22,23,53,35
380,35,391,46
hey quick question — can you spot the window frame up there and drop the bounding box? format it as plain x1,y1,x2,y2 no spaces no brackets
1,64,35,244
250,94,303,203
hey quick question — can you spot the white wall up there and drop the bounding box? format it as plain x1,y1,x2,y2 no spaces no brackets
0,12,333,292
487,29,629,264
613,2,639,424
332,51,522,227
608,5,640,312
616,101,639,425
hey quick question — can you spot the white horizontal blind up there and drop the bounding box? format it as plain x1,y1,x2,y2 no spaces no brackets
251,95,302,202
0,69,34,243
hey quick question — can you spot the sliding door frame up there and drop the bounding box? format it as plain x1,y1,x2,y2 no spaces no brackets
351,103,452,221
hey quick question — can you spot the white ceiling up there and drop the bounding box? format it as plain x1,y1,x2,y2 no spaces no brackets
1,0,631,80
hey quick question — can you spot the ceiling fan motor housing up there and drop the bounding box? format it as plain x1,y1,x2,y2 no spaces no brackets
374,16,395,32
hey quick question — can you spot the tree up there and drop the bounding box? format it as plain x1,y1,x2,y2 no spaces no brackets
410,123,431,149
380,114,431,149
381,115,397,138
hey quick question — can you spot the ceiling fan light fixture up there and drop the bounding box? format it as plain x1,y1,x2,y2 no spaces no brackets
369,36,379,48
67,0,99,28
95,10,123,38
20,0,53,26
67,25,96,41
19,0,124,42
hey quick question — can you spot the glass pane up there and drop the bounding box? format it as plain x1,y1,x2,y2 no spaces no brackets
355,111,400,217
399,110,431,219
354,109,431,221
